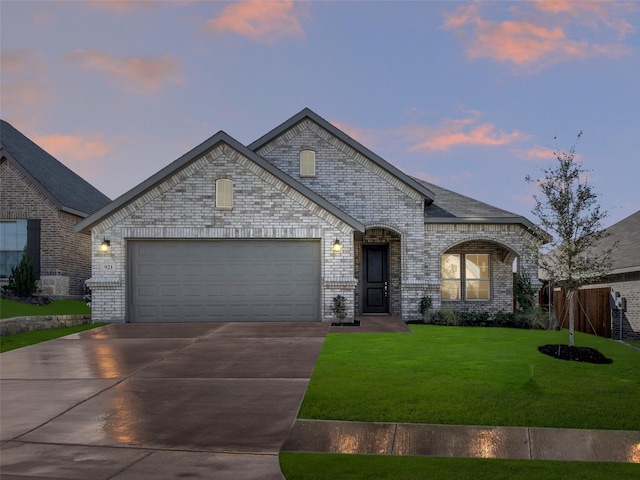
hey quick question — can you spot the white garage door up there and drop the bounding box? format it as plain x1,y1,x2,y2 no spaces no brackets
129,240,321,323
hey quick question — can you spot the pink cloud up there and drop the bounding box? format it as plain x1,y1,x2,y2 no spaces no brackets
443,1,634,70
33,133,112,163
399,117,528,152
67,50,184,93
515,145,556,161
207,0,306,43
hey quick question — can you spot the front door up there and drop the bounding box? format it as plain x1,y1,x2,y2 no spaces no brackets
362,244,389,314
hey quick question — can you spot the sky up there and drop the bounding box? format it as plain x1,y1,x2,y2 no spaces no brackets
2,0,639,228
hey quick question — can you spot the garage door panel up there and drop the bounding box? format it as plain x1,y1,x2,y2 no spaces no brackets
129,240,320,323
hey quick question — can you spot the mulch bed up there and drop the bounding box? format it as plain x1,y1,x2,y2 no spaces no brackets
331,320,361,327
538,344,613,364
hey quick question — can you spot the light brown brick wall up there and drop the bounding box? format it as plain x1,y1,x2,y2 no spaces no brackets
0,159,90,296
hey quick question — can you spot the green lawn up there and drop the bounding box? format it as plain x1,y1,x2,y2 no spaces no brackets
280,453,640,480
299,325,640,430
0,298,91,319
0,323,106,353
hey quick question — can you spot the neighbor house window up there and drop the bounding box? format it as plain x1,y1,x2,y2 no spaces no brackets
216,178,233,208
300,150,316,177
440,253,490,301
441,253,461,300
465,254,490,300
0,220,28,278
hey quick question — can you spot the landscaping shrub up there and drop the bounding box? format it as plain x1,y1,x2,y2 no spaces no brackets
2,251,38,298
422,307,553,330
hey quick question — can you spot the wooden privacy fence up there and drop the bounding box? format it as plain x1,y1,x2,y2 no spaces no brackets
551,287,611,338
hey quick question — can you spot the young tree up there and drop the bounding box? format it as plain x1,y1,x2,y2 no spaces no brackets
526,133,613,346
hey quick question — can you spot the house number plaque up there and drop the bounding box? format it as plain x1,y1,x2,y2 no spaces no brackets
102,263,115,272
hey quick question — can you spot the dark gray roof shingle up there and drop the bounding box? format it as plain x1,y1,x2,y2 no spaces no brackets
597,210,640,274
1,120,111,217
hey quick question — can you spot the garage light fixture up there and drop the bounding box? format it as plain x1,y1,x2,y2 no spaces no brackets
332,239,343,253
100,239,111,252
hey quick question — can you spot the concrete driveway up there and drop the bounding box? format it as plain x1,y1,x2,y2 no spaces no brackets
0,322,329,479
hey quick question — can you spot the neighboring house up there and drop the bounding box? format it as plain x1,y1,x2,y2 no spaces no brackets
583,210,640,341
76,109,545,324
1,120,111,297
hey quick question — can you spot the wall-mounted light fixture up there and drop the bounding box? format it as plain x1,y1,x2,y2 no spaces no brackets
100,239,111,252
332,239,343,253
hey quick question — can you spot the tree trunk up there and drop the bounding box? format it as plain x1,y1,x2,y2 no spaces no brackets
568,289,575,347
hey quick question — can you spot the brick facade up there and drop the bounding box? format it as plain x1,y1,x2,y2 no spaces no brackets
88,143,356,323
84,114,541,324
424,223,540,314
256,119,428,320
0,160,91,296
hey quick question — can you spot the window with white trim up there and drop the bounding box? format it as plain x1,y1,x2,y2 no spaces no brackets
216,178,233,209
441,253,490,301
300,150,316,177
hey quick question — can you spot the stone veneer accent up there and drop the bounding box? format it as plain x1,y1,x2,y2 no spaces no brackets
0,314,92,336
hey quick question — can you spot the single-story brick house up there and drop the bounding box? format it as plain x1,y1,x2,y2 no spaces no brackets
76,109,544,323
582,210,640,341
1,120,111,296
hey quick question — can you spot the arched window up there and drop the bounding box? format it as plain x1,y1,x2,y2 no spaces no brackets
216,178,233,208
300,150,316,177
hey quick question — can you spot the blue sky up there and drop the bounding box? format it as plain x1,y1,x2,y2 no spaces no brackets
2,0,639,227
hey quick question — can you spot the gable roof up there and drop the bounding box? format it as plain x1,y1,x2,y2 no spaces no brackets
248,108,436,204
596,210,640,275
1,120,111,217
75,130,365,234
414,177,544,236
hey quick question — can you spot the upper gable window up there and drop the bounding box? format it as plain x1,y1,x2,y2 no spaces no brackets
300,150,316,177
216,178,233,209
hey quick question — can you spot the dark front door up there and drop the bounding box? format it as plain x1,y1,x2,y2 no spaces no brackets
362,244,389,314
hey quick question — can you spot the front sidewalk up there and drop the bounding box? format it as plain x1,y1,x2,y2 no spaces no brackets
283,419,640,463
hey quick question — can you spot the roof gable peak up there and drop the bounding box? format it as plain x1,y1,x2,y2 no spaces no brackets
248,108,435,203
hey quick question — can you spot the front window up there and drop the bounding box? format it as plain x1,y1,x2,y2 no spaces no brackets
0,220,28,278
441,253,490,301
441,253,461,300
465,254,490,300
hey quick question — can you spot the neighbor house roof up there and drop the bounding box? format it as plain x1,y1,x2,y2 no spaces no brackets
75,130,365,234
595,210,640,275
1,120,111,217
248,108,436,204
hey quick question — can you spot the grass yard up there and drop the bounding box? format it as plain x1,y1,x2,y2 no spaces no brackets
280,453,640,480
299,325,640,431
0,323,106,353
0,298,91,319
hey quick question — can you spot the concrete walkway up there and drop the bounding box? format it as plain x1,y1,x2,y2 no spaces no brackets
283,419,640,463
